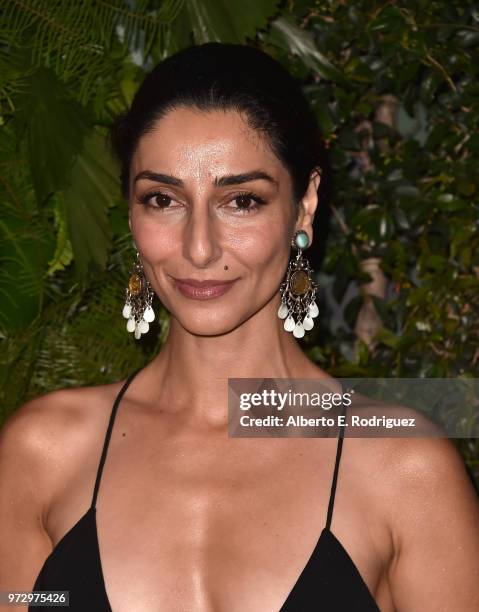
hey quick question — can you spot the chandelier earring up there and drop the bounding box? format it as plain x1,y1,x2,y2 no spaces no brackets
122,250,155,339
278,229,319,338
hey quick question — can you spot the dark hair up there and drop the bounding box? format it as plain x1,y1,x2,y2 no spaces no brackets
110,42,324,203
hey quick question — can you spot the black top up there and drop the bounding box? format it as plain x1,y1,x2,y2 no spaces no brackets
30,369,381,611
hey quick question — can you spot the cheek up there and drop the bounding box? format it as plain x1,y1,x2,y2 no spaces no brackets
131,215,178,263
237,231,282,262
226,218,292,283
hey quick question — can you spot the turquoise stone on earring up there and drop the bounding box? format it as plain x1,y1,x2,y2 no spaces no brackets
293,230,310,250
279,229,318,339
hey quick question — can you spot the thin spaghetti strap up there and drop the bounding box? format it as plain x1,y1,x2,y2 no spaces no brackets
325,401,348,531
91,367,143,509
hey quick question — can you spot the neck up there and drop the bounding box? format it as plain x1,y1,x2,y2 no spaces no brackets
145,297,328,429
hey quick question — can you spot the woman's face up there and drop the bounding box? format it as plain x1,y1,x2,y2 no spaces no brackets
129,106,313,336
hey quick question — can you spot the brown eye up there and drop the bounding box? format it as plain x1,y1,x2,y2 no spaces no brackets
138,191,177,210
235,195,255,209
153,193,172,208
229,192,266,213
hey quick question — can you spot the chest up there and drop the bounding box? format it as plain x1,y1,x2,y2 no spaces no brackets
88,436,385,611
43,416,391,612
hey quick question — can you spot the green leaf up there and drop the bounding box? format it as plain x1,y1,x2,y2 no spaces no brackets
62,131,118,278
437,195,468,211
419,71,443,106
375,327,400,349
456,30,479,48
21,68,89,205
314,103,335,136
181,0,280,44
343,295,363,329
0,212,54,329
270,16,347,85
46,195,74,276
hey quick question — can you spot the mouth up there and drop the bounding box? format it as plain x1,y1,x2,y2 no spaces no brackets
170,276,240,300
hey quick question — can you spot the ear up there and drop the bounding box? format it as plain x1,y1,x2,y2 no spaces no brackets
295,168,322,243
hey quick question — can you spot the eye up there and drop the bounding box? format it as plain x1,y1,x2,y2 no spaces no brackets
138,191,178,210
227,192,267,214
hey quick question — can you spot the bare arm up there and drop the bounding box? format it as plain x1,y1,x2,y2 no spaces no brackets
389,437,479,611
0,397,59,609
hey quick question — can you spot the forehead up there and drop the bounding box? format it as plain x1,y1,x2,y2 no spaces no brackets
131,106,288,181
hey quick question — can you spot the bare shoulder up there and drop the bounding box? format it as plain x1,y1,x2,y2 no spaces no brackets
381,434,478,528
339,430,479,603
0,379,127,589
0,378,126,508
1,378,123,451
336,404,477,526
348,431,478,523
373,436,479,610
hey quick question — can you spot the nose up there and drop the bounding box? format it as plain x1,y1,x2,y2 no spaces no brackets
182,200,222,269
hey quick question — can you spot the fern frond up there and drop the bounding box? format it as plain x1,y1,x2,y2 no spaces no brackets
0,236,168,422
1,0,184,103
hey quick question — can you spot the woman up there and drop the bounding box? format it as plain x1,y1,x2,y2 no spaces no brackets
1,42,478,612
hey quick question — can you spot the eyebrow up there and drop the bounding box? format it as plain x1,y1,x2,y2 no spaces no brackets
133,170,278,188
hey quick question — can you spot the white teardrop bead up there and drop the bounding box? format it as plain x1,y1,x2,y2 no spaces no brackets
143,306,155,323
134,325,142,339
126,318,135,333
303,314,314,331
284,316,295,332
122,303,132,319
293,323,305,338
308,301,319,318
277,303,289,319
138,319,149,334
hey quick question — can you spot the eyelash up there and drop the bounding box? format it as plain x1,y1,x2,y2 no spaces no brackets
138,191,267,214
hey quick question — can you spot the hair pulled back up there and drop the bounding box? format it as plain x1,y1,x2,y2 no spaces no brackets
110,42,324,203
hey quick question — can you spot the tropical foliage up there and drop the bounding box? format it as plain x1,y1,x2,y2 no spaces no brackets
1,1,478,487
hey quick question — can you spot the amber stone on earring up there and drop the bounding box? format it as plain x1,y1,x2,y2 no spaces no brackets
290,270,310,295
128,273,143,296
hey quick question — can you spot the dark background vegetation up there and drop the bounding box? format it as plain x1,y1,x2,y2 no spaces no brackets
1,1,478,488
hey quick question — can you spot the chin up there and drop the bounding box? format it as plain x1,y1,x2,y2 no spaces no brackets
176,320,243,338
172,310,246,337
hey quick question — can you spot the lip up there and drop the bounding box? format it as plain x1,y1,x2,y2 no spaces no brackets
171,276,239,300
